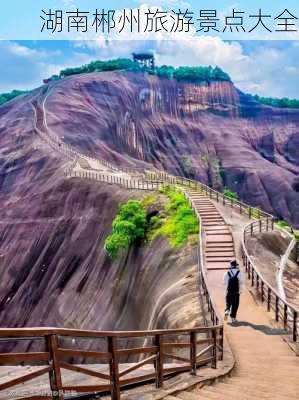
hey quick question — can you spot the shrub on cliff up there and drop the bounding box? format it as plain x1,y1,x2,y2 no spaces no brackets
223,187,238,200
151,186,199,247
173,66,231,83
0,89,28,106
253,94,299,109
105,200,147,258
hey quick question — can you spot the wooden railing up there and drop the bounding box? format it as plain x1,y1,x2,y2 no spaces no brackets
242,220,298,343
0,326,223,400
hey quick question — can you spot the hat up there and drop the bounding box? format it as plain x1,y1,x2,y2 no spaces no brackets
230,260,239,268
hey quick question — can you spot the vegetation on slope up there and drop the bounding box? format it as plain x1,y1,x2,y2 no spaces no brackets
58,58,231,83
104,200,147,259
0,89,28,106
150,186,199,247
253,94,299,109
223,187,239,200
105,187,198,258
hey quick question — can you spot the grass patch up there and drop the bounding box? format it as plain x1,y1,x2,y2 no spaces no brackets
223,187,238,200
105,188,199,259
150,185,199,247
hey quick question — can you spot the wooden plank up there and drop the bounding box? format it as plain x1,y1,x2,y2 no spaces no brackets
163,342,191,349
0,366,52,390
59,361,110,380
119,372,157,386
0,352,50,364
163,365,190,374
119,355,157,378
116,346,157,356
46,334,63,399
62,384,111,392
57,348,111,360
0,325,221,339
196,345,213,360
163,353,190,364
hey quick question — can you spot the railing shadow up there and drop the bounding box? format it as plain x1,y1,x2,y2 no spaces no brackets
228,321,288,336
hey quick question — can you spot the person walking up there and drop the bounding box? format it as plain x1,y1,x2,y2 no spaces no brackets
224,260,244,323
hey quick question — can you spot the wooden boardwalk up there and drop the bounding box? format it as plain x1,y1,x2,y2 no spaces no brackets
173,191,299,400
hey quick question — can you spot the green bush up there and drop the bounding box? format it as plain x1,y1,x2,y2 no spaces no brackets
253,94,299,109
223,187,238,200
153,186,199,247
0,89,28,106
104,200,147,258
58,58,231,84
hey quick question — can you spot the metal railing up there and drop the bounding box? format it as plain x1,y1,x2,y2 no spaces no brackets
242,220,298,343
145,171,273,221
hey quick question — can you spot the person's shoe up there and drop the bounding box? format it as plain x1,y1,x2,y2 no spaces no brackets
224,310,229,321
230,317,237,324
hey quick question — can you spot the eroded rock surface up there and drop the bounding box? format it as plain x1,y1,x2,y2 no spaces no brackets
44,72,299,226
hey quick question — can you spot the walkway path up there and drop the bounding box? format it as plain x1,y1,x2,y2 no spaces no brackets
172,191,299,400
23,85,299,399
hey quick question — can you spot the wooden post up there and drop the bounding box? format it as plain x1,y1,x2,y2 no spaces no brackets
251,271,254,287
261,281,264,303
251,223,253,236
267,288,271,312
154,335,163,388
46,335,64,400
249,207,252,219
293,311,297,342
190,332,197,375
284,304,288,330
259,219,262,233
275,297,279,322
211,330,217,369
108,336,120,400
219,327,224,361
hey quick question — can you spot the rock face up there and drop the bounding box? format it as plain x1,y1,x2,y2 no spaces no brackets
44,72,299,226
0,69,298,334
0,87,201,337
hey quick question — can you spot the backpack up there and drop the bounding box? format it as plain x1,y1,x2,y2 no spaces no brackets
227,270,240,293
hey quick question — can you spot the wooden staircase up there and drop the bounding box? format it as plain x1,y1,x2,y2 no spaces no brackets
180,189,299,400
187,190,235,271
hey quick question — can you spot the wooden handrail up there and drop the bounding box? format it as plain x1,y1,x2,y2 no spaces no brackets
242,219,299,343
0,327,222,400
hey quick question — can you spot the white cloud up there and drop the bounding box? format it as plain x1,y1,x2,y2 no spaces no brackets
77,37,299,98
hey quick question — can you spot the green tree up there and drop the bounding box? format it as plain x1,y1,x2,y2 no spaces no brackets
104,200,147,259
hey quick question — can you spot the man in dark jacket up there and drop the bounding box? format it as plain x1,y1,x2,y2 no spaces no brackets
224,260,244,323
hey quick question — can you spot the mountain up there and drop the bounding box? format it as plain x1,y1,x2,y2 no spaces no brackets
43,71,299,226
0,68,298,332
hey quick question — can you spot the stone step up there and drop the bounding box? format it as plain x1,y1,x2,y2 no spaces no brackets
206,242,234,247
206,257,234,262
206,262,230,270
206,236,233,243
206,253,235,258
206,248,235,253
205,226,230,233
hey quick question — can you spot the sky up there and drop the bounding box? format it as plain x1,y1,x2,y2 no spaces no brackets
0,1,298,97
0,39,298,99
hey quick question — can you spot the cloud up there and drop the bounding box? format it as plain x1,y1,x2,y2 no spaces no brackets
77,38,299,98
0,38,298,99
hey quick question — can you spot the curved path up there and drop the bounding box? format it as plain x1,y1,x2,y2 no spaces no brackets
175,191,299,400
19,85,298,399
